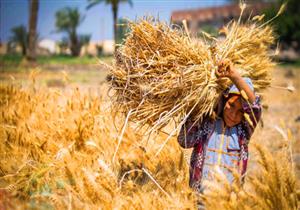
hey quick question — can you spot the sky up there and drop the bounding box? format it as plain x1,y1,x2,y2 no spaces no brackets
0,0,228,42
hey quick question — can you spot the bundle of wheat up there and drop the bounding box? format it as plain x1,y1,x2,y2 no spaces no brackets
216,21,275,90
108,12,275,131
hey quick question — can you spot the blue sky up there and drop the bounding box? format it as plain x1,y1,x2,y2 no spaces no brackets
1,0,228,42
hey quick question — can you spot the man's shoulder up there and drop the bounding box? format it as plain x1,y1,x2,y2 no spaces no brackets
199,116,216,138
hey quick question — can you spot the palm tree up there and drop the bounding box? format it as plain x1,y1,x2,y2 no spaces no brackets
78,34,91,55
9,25,28,56
58,37,69,55
55,7,89,56
116,18,129,45
27,0,39,61
87,0,133,53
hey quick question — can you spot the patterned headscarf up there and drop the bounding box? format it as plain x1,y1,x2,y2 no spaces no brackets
214,77,254,118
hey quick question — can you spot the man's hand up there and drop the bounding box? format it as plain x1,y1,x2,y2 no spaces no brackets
216,59,256,103
216,59,238,79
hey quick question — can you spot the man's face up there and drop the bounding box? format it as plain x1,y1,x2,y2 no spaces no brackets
223,95,243,127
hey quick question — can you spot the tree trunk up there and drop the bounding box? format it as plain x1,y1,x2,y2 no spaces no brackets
22,43,27,56
112,2,118,54
70,31,80,57
27,0,39,61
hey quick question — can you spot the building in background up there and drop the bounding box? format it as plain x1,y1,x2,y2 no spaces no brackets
82,40,115,56
38,39,57,55
0,41,7,55
171,2,272,37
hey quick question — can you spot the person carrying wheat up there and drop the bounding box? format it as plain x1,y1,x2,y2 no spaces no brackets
177,59,262,194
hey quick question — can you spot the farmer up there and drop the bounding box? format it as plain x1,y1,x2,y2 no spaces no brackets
177,60,262,193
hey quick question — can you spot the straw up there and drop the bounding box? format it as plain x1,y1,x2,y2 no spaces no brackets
107,15,275,132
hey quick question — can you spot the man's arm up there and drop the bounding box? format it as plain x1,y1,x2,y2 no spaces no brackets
217,60,256,103
230,73,256,103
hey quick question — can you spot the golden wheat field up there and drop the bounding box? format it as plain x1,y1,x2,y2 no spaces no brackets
0,66,299,209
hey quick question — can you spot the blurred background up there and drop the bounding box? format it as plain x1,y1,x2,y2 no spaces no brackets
0,0,299,78
0,1,299,208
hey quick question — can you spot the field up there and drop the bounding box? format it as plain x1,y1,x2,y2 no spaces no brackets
0,62,299,209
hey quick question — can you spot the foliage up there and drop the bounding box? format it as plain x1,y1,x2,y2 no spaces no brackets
264,0,300,50
86,0,133,52
78,34,91,46
9,25,28,56
199,24,218,37
96,44,104,56
116,18,130,45
0,54,113,69
55,7,83,33
58,37,69,55
55,7,90,56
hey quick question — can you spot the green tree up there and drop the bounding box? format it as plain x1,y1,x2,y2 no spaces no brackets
265,0,300,50
116,18,129,45
199,24,218,37
79,34,91,46
79,34,91,55
27,0,39,61
227,0,300,49
87,0,133,53
227,0,274,3
9,25,28,56
58,37,69,55
55,7,90,56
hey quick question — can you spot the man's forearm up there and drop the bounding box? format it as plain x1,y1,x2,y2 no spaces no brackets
217,59,256,103
230,73,256,103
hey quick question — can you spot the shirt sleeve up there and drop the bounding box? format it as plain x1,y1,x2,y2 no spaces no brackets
177,116,211,148
238,95,261,182
241,94,262,140
239,142,249,182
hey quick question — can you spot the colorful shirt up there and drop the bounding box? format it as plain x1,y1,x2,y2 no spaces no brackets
177,95,262,192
